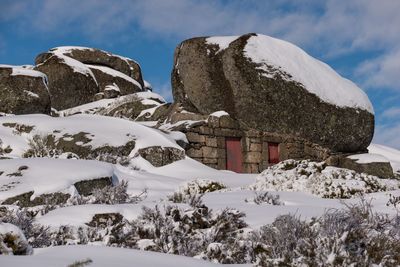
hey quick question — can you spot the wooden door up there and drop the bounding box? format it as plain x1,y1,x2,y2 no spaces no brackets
268,142,280,164
226,137,243,173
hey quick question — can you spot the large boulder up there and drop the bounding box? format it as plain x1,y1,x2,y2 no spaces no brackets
35,46,144,110
172,33,375,153
0,65,51,115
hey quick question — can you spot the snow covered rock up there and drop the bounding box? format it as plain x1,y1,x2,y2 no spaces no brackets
326,153,394,178
0,223,32,255
0,158,115,207
0,114,184,166
60,91,171,124
0,65,51,115
34,46,144,110
172,33,374,152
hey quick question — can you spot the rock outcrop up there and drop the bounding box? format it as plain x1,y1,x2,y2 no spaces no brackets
0,65,51,115
326,153,394,179
35,46,144,110
172,33,375,153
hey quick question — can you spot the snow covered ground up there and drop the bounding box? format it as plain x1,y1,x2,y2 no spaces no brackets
1,117,399,266
0,245,235,267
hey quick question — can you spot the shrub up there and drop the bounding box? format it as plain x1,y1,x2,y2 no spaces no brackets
250,197,400,267
87,180,146,205
67,259,93,267
168,179,226,204
252,159,400,198
23,134,62,158
246,191,284,205
0,222,33,255
0,208,51,248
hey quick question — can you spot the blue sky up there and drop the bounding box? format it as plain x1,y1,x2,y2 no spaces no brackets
1,0,399,149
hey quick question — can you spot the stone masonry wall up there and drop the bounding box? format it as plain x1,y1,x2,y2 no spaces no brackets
182,114,331,173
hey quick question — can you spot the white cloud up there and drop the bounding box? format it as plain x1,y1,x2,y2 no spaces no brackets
373,124,400,150
151,81,173,102
382,107,400,119
356,48,400,90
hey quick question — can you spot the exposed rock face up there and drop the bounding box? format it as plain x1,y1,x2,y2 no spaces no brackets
87,213,124,228
1,191,70,207
172,33,375,153
138,146,185,167
0,65,51,115
1,177,113,207
35,46,144,110
35,55,99,110
326,154,394,179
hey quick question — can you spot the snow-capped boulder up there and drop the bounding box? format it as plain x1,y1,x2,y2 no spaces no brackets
0,223,32,255
34,54,99,110
172,33,374,152
0,65,51,115
35,46,144,110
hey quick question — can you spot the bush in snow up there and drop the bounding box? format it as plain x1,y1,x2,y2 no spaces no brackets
23,134,63,158
252,159,400,198
0,222,32,255
168,179,226,204
67,258,93,267
0,207,51,248
76,180,147,205
250,198,400,267
132,204,248,263
387,193,400,209
245,191,284,205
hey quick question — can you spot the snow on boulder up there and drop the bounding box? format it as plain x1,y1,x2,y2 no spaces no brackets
0,158,116,206
60,91,171,123
347,153,389,164
326,153,394,179
368,143,400,175
0,223,32,255
0,65,51,115
0,114,184,166
34,46,144,110
172,33,374,152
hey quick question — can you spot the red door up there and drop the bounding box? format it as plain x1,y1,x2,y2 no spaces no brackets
268,143,280,164
226,137,243,173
